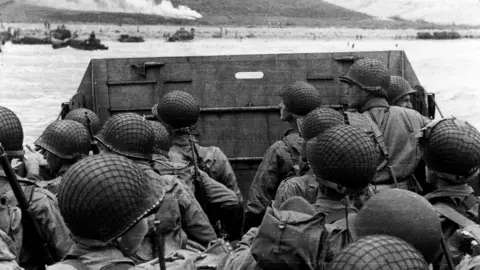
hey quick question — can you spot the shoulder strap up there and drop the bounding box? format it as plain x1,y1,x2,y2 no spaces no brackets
363,111,390,159
325,207,357,224
60,259,89,270
434,203,477,227
282,137,300,164
100,262,135,270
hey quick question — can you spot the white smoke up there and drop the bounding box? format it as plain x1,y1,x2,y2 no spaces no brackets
26,0,203,20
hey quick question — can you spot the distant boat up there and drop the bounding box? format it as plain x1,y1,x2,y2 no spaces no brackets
118,34,144,43
52,38,108,51
11,36,51,45
167,28,195,42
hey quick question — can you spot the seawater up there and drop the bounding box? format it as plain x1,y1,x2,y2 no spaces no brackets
1,38,479,144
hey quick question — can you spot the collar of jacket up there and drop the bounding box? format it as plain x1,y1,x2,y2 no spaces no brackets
360,97,389,113
284,128,299,137
424,184,474,200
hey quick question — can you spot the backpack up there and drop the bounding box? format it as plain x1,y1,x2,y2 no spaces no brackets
250,200,329,270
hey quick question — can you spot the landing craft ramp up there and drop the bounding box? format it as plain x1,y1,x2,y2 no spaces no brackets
63,51,432,204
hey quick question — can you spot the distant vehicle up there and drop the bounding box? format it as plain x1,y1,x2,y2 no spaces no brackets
118,34,144,43
11,36,51,45
167,28,195,42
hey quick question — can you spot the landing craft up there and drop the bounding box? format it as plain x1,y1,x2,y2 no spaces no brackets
167,28,195,42
57,51,438,204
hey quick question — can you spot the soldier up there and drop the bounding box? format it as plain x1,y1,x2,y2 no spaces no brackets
353,189,443,265
47,154,165,269
153,92,242,203
93,113,217,262
274,107,345,206
154,91,244,240
421,118,480,268
0,106,72,270
244,81,322,232
149,120,243,241
33,120,90,195
339,58,431,193
329,235,429,270
64,108,101,136
307,125,377,258
386,75,416,108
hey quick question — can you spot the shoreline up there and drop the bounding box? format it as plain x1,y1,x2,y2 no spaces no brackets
4,22,480,41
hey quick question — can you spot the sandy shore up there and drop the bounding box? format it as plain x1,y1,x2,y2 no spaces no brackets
3,22,480,41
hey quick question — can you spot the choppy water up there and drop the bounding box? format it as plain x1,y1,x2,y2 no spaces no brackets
1,38,479,144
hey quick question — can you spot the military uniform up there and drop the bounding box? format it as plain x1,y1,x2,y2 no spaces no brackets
153,92,244,241
48,155,165,269
245,82,322,231
306,125,377,259
339,58,431,192
274,108,345,206
421,118,480,269
35,164,71,196
93,113,217,263
0,229,24,270
0,106,73,270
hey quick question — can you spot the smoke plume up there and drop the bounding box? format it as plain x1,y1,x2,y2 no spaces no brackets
27,0,203,20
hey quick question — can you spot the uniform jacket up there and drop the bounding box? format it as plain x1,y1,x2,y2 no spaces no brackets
169,134,243,204
0,171,73,270
244,129,303,231
348,98,430,186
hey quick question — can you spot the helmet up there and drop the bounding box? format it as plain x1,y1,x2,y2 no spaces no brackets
58,154,164,242
353,189,442,263
34,120,90,160
149,120,171,153
339,58,390,94
155,91,200,129
64,108,101,135
387,76,416,105
279,81,322,116
329,235,428,270
94,113,155,160
306,125,377,189
0,106,24,157
300,108,344,140
424,118,480,180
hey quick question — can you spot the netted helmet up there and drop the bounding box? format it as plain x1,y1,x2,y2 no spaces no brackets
387,76,416,105
34,120,90,160
0,106,24,157
148,120,171,153
94,113,155,160
279,81,322,116
423,118,480,180
58,154,164,242
353,189,442,263
339,58,390,94
306,125,377,189
155,91,200,130
64,108,101,135
329,235,429,270
300,108,344,140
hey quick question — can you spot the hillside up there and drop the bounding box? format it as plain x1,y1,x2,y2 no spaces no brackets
0,0,454,29
323,0,480,26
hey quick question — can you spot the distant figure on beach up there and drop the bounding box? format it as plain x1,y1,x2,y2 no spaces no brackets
396,44,398,48
352,43,355,48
